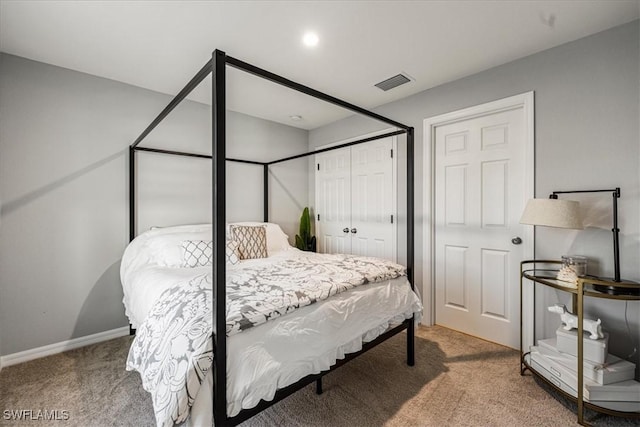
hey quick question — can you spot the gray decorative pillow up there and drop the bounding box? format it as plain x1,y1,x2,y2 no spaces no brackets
226,240,240,265
181,240,213,268
229,225,268,259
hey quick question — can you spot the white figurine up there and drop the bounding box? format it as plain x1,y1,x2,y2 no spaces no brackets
547,304,604,340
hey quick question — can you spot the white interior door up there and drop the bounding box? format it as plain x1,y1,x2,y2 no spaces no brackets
350,137,394,259
434,107,527,349
316,147,352,254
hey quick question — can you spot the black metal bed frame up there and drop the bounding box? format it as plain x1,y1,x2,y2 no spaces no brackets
129,49,415,426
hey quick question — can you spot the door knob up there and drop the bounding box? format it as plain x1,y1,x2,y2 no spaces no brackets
511,237,522,245
343,227,349,233
351,228,357,234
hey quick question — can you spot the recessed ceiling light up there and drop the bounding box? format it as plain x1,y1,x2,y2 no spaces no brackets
289,115,303,121
302,32,319,47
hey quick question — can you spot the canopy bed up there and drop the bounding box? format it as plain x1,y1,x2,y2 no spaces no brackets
125,49,419,426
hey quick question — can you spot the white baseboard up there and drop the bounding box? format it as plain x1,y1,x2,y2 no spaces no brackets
0,326,130,369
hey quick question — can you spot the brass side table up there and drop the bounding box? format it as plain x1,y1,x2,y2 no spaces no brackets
520,260,640,426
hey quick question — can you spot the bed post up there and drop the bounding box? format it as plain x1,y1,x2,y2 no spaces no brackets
129,146,136,242
406,127,415,367
212,49,228,426
263,164,269,222
128,146,137,337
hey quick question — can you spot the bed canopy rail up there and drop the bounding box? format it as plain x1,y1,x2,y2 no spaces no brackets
129,48,415,426
129,129,410,243
224,55,411,131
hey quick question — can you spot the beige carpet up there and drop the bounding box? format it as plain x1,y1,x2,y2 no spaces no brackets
0,326,637,426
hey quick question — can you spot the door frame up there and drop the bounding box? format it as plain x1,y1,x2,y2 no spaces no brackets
314,128,398,262
422,92,535,348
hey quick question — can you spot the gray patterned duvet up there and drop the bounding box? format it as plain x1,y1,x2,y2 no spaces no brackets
127,251,407,426
227,252,405,335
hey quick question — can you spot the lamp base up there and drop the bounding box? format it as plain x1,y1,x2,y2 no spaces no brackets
592,279,640,296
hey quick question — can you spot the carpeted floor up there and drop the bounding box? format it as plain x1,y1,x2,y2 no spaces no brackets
0,325,637,426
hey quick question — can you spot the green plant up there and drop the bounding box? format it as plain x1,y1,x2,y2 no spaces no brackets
295,207,316,252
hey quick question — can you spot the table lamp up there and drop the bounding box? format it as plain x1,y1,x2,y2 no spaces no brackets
520,188,638,295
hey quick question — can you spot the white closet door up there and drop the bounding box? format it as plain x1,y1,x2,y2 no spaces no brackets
315,147,352,254
350,137,394,260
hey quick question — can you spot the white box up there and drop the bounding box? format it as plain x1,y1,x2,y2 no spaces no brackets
556,327,609,364
585,380,640,402
529,351,587,398
531,348,598,392
530,349,640,404
588,400,640,412
537,338,636,385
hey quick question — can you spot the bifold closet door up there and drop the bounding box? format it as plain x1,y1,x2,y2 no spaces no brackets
315,137,395,260
316,147,352,254
350,138,394,260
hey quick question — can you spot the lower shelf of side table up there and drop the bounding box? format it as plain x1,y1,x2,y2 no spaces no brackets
521,353,640,418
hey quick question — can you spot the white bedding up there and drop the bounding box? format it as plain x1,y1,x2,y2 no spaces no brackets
121,224,422,424
121,223,297,329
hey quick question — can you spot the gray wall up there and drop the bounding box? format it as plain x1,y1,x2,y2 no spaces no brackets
0,54,308,355
310,21,639,363
226,112,309,240
136,108,308,241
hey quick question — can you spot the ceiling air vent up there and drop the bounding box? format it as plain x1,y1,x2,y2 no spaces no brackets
375,73,411,91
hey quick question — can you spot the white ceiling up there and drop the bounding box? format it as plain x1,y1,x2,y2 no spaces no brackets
1,1,638,130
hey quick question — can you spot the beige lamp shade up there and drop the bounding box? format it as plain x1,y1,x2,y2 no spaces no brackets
519,198,584,229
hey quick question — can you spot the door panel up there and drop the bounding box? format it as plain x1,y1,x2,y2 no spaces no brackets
481,160,508,227
316,147,351,254
444,245,468,310
350,137,394,260
480,248,509,319
444,164,467,226
435,108,525,349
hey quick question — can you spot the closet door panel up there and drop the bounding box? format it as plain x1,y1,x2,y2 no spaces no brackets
350,137,394,260
315,148,352,254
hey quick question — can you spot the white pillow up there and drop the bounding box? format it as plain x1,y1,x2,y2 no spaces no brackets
123,222,290,271
226,222,291,255
140,225,212,267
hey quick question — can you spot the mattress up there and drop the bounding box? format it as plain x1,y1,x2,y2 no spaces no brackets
121,224,422,424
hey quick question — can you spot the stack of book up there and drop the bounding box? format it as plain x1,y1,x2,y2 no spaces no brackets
530,328,639,412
